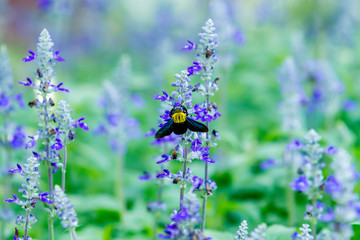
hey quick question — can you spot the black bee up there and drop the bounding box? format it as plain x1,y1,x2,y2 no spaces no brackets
155,105,208,139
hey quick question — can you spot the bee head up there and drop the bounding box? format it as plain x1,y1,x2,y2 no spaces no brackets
170,105,188,116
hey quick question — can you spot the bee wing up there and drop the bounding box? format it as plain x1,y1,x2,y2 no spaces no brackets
155,119,174,139
186,118,208,133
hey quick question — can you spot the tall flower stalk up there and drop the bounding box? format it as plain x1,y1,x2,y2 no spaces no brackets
54,185,79,240
0,45,26,239
288,129,337,238
94,55,139,219
188,19,219,232
4,154,52,239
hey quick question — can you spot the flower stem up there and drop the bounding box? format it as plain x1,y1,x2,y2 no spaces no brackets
201,80,210,232
114,154,125,220
24,210,30,239
62,145,67,191
285,150,295,226
180,135,188,209
48,216,55,240
70,228,78,240
311,197,317,239
153,184,163,240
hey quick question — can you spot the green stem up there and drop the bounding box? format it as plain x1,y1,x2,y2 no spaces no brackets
48,216,55,240
311,197,317,239
24,210,30,239
201,80,210,232
115,155,125,220
180,135,188,209
62,145,67,191
70,228,78,240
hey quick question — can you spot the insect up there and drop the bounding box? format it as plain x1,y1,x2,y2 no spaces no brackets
155,105,208,139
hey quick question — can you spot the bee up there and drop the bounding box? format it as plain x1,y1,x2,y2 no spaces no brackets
155,105,208,139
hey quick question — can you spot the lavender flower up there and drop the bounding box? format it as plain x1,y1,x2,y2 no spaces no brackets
234,220,248,240
278,57,305,132
248,223,267,240
294,224,314,240
95,55,139,154
3,156,47,239
53,185,78,238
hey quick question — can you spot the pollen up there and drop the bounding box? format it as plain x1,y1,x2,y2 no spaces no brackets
172,112,186,123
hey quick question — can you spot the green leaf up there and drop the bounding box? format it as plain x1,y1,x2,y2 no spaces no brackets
265,225,295,240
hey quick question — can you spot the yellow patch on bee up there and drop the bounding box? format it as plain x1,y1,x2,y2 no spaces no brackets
172,112,186,123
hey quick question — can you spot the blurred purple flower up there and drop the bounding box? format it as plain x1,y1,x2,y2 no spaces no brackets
290,175,310,192
0,93,10,110
51,82,69,92
22,50,36,62
51,163,59,174
77,117,89,131
51,138,63,151
156,169,172,178
154,90,170,102
8,164,23,175
14,93,25,109
260,158,277,170
139,171,152,181
18,77,34,87
286,139,302,150
187,62,202,76
157,154,171,164
11,126,26,149
39,192,52,204
318,208,335,222
202,147,214,163
181,40,196,51
54,51,65,62
324,146,338,155
343,100,357,112
325,175,342,195
233,30,245,45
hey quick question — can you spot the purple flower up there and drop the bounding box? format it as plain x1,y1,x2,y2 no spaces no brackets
147,201,166,212
139,171,152,181
51,82,69,92
290,175,310,192
4,194,20,204
181,40,196,50
18,77,34,87
201,147,215,163
233,29,245,45
159,223,180,239
51,163,59,174
324,146,338,155
342,100,357,112
154,90,170,102
187,61,202,76
93,124,107,135
291,232,299,240
106,113,120,126
325,175,342,195
77,117,89,131
0,93,10,110
156,169,172,178
39,192,52,204
8,164,23,174
11,126,26,149
260,158,277,170
22,50,36,62
51,138,63,151
318,207,335,222
171,208,190,222
286,139,303,150
157,154,171,164
54,50,65,62
14,93,25,109
25,136,38,149
191,176,203,189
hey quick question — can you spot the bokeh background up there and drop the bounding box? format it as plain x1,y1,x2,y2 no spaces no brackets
1,0,360,239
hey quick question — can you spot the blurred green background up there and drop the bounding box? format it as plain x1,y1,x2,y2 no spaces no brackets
1,0,360,239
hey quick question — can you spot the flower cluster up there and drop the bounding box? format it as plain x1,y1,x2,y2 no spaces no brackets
159,193,209,240
95,56,139,154
293,224,314,240
53,185,78,230
278,57,305,132
19,29,69,175
289,129,337,222
325,150,360,238
234,220,267,240
4,154,51,239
